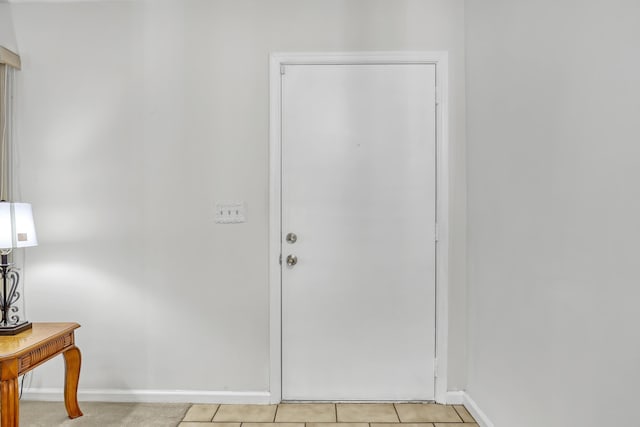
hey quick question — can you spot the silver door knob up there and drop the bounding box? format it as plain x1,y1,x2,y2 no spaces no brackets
286,232,297,244
286,254,298,266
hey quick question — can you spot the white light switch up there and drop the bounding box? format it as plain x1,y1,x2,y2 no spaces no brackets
215,202,246,224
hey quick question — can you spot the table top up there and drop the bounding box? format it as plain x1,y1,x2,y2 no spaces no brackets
0,322,80,360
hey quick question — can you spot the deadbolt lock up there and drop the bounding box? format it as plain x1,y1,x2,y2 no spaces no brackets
286,232,297,244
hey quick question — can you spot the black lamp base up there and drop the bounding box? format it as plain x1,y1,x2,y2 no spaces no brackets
0,321,32,336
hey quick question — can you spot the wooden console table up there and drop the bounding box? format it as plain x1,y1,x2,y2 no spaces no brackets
0,323,82,427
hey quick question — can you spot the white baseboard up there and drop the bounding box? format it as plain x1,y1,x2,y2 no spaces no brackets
23,387,494,427
22,388,272,404
445,390,465,404
462,392,494,427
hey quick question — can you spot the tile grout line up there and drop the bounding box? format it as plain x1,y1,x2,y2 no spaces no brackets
211,403,222,422
334,403,337,423
460,404,477,424
392,403,401,423
273,403,279,422
450,404,464,423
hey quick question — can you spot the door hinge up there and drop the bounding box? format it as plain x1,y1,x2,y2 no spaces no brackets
279,254,283,265
435,223,439,242
280,65,286,75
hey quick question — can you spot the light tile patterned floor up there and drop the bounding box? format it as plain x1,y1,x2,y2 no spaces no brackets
179,403,477,427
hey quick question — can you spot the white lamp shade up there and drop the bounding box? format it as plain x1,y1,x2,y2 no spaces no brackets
0,202,38,249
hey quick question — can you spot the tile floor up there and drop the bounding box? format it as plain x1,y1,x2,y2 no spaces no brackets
179,403,477,427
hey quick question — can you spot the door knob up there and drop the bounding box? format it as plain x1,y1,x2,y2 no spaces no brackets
286,254,298,267
286,232,297,244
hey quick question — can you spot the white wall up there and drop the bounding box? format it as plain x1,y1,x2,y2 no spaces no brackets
0,2,17,52
466,1,640,425
9,0,467,399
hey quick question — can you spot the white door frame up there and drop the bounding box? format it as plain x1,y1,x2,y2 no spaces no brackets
269,52,450,404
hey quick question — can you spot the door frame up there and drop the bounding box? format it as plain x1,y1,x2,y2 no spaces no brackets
269,52,450,403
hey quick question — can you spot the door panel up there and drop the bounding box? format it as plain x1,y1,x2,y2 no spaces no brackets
281,64,436,400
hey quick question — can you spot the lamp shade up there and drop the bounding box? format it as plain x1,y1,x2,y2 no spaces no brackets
0,202,38,249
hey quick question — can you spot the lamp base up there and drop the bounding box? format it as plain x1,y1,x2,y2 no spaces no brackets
0,321,32,336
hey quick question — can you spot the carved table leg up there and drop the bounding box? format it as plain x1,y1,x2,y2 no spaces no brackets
0,376,19,427
63,346,83,418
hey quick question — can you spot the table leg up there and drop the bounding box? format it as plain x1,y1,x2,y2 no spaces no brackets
63,346,83,418
0,376,19,427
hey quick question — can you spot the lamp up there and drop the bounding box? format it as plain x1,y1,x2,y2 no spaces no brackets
0,201,37,335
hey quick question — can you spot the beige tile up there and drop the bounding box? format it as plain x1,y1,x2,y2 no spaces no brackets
307,423,368,427
182,404,219,421
214,404,277,422
180,423,238,427
373,423,434,427
337,403,399,422
275,403,336,422
395,403,462,423
243,424,305,427
434,424,478,427
453,405,476,423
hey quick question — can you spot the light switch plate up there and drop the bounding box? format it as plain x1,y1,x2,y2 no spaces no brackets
215,202,246,224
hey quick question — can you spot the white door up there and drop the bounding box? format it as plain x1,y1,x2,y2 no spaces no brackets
281,63,437,401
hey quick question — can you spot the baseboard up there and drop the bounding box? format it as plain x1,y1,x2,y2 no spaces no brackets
23,387,494,426
461,392,494,427
22,388,272,404
445,390,465,404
